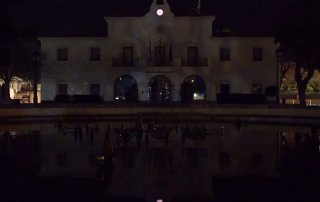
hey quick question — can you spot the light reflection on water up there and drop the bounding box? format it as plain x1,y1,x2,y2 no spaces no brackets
0,120,318,201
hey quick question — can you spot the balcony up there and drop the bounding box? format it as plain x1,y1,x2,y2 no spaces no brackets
112,57,139,67
146,58,173,66
181,57,208,67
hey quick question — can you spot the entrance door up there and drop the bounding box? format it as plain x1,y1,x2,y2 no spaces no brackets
149,75,172,102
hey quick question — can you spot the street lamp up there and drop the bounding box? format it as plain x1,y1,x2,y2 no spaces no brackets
32,51,40,104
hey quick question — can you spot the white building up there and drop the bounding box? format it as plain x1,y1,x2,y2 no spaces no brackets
39,0,278,102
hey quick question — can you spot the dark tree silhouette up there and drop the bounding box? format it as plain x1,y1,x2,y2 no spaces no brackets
0,3,40,103
275,0,320,105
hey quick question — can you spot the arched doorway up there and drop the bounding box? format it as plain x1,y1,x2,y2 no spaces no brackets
114,75,138,102
180,75,206,102
148,75,172,102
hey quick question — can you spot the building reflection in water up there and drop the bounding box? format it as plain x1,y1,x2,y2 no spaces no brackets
0,120,319,201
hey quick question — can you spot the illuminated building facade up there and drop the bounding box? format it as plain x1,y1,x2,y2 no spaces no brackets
40,0,278,102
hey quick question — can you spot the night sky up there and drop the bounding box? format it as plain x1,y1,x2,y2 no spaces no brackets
6,0,289,37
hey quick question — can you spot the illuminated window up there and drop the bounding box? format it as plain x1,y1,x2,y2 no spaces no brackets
220,48,230,61
57,48,68,61
90,48,100,61
253,48,263,61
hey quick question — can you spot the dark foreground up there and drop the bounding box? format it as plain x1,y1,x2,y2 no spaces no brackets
1,176,320,202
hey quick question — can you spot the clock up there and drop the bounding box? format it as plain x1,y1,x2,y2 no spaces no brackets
156,9,164,16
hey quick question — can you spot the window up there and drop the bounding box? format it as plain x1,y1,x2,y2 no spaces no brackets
253,48,263,61
58,84,68,95
57,48,68,61
90,48,100,61
155,46,165,66
123,46,133,66
187,46,198,66
90,84,100,95
56,152,68,166
156,0,164,4
220,48,230,61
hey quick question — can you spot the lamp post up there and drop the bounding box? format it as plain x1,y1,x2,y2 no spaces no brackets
32,51,40,104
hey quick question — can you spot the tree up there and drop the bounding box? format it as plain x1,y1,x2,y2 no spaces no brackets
0,6,40,103
275,0,320,105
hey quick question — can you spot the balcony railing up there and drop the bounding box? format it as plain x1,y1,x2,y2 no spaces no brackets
181,57,208,67
147,58,173,66
112,57,139,67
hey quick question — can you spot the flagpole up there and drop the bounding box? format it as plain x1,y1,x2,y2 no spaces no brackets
197,0,201,15
149,37,152,60
169,40,173,61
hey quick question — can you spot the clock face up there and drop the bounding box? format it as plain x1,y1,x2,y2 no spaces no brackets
156,9,164,16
